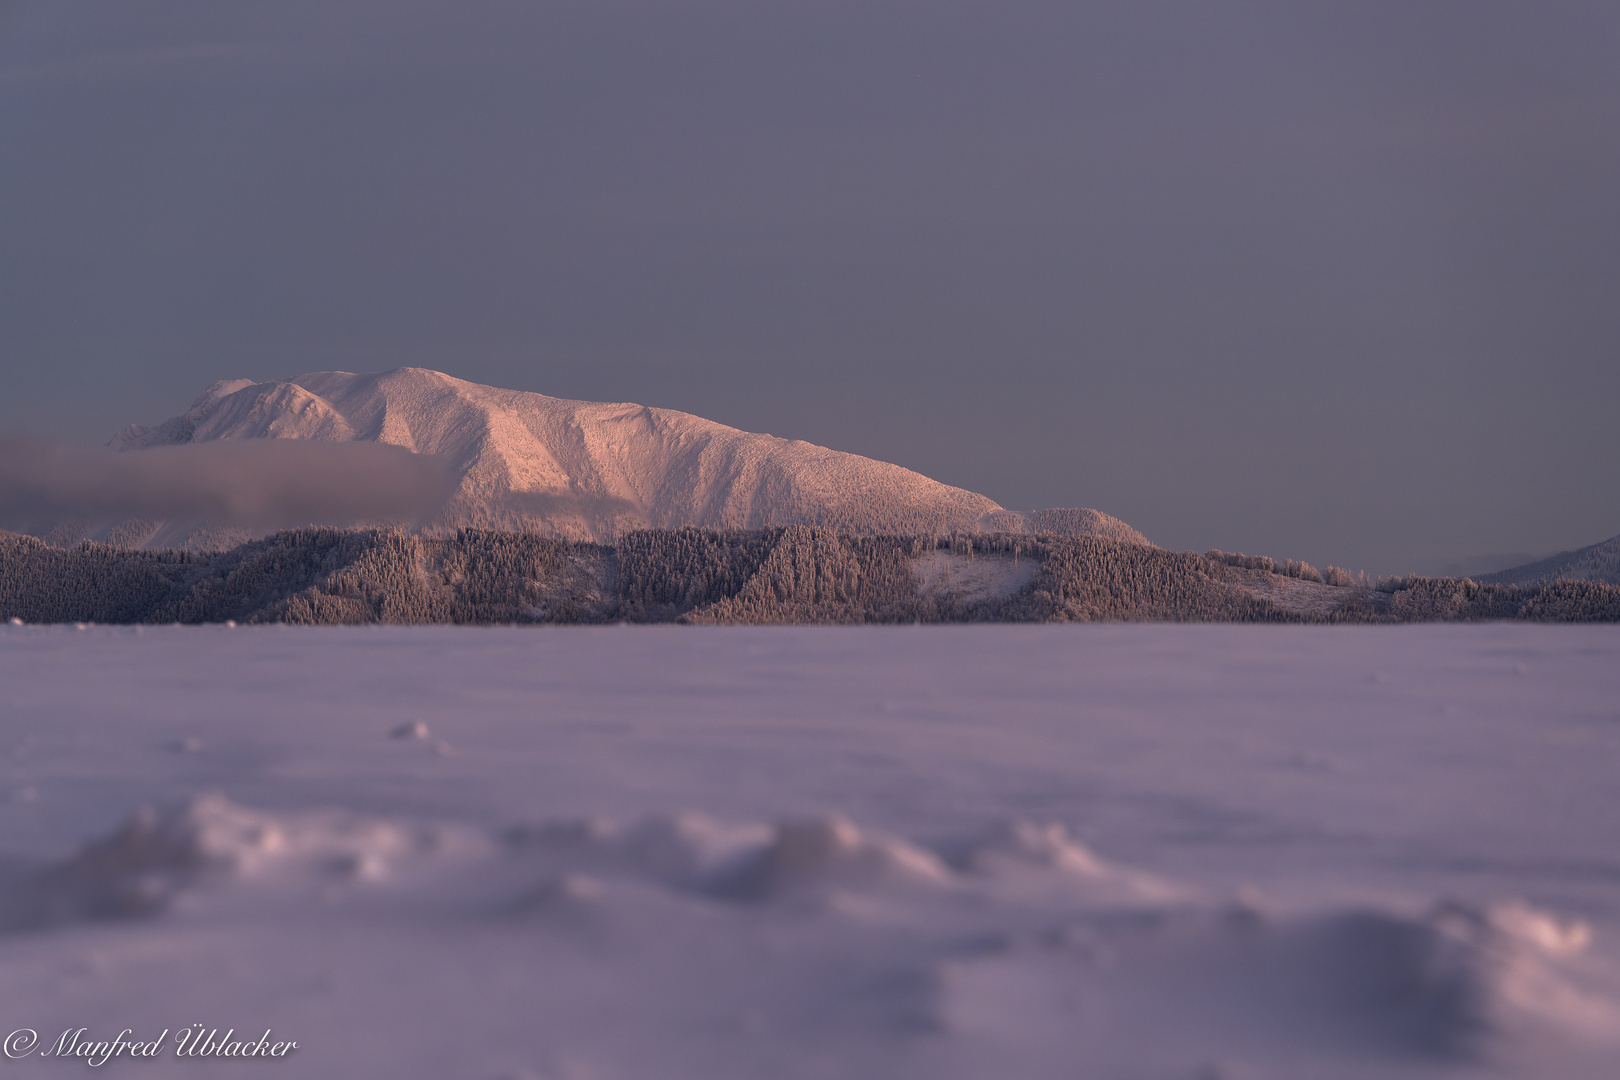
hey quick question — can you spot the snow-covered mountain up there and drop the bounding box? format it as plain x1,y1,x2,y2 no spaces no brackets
56,368,1145,549
1477,532,1620,586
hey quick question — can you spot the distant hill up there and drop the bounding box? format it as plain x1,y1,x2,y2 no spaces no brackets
1477,533,1620,586
35,368,1145,549
5,526,1616,626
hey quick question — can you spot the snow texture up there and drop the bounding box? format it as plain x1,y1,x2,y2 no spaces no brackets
0,623,1617,1079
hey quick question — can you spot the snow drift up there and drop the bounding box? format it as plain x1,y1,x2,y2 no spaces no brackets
2,793,1612,1080
1,622,1618,1079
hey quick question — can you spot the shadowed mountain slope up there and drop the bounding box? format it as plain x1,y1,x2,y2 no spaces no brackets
1478,533,1620,586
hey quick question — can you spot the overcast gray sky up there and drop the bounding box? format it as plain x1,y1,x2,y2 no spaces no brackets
2,0,1617,575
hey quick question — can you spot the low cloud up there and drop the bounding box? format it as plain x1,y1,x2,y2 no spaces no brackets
0,437,456,532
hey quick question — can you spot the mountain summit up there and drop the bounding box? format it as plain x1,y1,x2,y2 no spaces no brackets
73,368,1145,548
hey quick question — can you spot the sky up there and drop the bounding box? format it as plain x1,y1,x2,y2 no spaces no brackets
2,1,1617,576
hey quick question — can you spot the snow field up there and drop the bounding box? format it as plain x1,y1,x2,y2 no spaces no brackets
0,623,1617,1078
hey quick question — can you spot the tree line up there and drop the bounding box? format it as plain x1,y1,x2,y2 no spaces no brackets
3,527,1617,625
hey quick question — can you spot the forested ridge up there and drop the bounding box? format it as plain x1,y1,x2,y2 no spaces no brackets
3,527,1617,625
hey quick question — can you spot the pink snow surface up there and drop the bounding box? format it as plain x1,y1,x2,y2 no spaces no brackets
0,623,1617,1079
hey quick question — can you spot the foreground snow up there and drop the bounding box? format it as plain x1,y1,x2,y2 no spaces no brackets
0,624,1616,1079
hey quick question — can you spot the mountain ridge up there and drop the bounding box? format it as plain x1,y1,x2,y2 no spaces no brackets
57,367,1148,549
1477,533,1620,587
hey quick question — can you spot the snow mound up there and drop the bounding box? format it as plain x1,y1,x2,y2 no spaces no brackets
937,896,1613,1075
3,794,480,927
1280,901,1607,1052
505,812,949,901
717,815,952,899
955,820,1182,904
503,811,770,894
5,796,1613,1076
